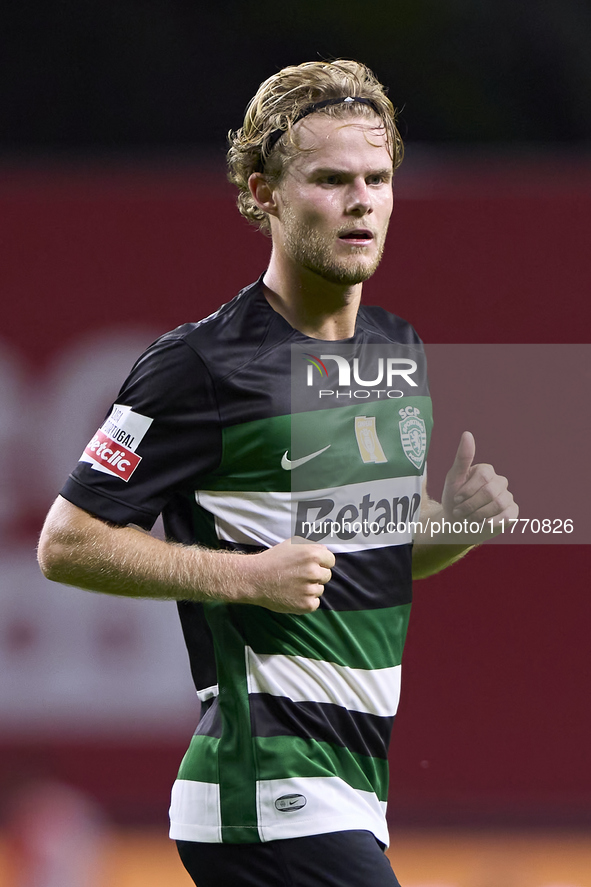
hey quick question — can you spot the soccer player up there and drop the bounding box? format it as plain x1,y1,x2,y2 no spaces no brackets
38,60,517,887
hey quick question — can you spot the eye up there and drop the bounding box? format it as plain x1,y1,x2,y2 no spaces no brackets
320,174,341,185
367,173,390,185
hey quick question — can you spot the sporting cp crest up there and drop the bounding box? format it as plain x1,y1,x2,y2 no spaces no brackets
398,406,427,469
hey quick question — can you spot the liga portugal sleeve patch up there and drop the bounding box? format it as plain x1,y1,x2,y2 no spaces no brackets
80,404,153,482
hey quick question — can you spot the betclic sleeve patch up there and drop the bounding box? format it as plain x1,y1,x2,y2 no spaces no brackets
80,404,153,482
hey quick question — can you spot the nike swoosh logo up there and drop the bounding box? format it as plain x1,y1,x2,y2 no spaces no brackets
281,445,331,471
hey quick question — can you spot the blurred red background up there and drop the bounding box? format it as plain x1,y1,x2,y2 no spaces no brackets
0,155,589,828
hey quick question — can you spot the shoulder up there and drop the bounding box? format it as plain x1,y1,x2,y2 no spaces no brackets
143,279,283,381
357,304,422,345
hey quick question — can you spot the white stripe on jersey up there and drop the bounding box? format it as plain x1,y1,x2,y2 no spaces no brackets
196,684,218,702
245,647,401,718
255,776,389,846
169,779,222,842
196,474,423,553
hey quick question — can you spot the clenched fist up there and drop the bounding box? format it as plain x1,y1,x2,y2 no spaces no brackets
239,538,336,614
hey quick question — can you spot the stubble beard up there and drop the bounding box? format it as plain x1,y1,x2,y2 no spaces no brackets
282,214,387,286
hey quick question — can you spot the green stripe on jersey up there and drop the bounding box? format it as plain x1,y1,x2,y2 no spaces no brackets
254,735,390,802
205,603,260,843
177,734,390,804
232,604,411,671
200,397,432,493
177,734,219,783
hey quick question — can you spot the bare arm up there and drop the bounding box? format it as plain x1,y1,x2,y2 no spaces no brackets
412,431,518,579
38,496,335,615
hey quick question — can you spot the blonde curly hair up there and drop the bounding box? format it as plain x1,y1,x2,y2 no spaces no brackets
227,59,403,233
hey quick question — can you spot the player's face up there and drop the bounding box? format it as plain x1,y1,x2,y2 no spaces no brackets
272,115,394,286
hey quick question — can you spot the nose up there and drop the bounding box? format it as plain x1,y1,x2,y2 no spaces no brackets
345,178,373,216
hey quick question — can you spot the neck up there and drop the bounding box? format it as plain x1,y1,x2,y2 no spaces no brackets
263,254,362,341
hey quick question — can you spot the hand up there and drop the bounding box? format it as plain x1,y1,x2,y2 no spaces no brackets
240,537,336,614
441,431,518,534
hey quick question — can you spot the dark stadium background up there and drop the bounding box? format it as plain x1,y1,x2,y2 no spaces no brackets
1,0,590,859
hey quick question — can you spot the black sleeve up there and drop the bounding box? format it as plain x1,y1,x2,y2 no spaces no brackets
60,334,222,529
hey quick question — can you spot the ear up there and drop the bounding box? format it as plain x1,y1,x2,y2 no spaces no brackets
248,173,279,218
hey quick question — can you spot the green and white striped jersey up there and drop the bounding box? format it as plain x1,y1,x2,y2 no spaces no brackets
62,280,432,846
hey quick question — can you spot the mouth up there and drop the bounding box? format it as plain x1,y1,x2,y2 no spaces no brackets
338,228,374,245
